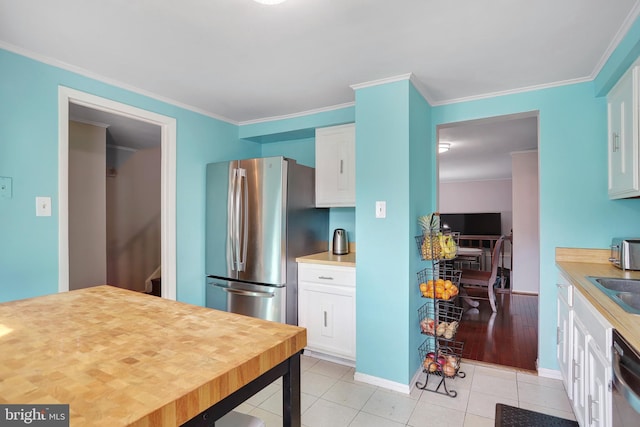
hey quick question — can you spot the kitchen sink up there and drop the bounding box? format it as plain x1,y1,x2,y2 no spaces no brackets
587,277,640,315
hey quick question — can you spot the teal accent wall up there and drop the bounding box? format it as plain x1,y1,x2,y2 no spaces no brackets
260,136,356,244
261,137,316,167
355,79,430,385
240,107,355,142
408,84,433,380
0,48,260,305
594,14,640,96
432,81,640,371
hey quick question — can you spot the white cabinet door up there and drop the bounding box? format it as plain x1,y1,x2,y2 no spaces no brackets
586,339,611,427
315,124,356,207
572,316,588,427
298,282,355,360
297,263,356,362
608,64,640,199
557,291,573,399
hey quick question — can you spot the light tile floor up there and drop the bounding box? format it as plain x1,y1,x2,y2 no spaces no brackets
230,354,576,427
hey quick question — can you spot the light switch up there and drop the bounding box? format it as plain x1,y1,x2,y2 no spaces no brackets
0,177,12,199
36,196,51,217
375,201,386,218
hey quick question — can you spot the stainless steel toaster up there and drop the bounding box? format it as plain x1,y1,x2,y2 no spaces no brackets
610,238,640,270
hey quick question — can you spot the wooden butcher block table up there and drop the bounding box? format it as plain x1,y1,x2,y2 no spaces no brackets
0,285,305,426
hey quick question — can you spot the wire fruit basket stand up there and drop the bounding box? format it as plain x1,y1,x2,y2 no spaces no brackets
415,213,465,398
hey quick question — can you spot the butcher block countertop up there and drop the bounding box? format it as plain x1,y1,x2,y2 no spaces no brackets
556,247,640,351
0,285,306,426
296,251,356,267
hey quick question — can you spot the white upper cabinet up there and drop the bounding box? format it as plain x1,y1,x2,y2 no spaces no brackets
315,123,356,207
607,63,640,199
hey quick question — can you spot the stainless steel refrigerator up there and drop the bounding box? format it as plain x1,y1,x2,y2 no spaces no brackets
205,156,328,325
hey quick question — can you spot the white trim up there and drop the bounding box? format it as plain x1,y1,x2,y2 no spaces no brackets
106,144,138,153
58,86,177,301
238,101,355,126
431,76,592,107
350,73,413,91
353,371,412,395
1,40,235,125
70,118,110,128
590,1,640,80
510,149,539,156
302,349,355,368
349,73,435,106
537,367,563,380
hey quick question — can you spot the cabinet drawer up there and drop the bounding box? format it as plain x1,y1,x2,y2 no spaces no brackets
574,289,612,359
557,273,574,306
298,263,355,287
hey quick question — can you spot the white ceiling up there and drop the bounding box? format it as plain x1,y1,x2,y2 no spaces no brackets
438,114,538,183
1,0,638,124
2,1,637,180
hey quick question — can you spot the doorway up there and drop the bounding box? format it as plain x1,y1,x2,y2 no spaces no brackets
436,112,540,371
58,87,177,300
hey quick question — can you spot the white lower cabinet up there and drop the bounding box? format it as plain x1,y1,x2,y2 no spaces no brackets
572,316,588,426
297,263,355,362
557,273,612,427
586,338,610,427
557,275,574,399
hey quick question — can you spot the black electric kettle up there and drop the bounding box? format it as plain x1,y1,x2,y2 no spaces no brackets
332,229,349,255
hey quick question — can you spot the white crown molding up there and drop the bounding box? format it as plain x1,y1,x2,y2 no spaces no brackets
1,41,238,125
589,1,640,80
350,73,413,90
350,73,435,106
69,118,110,128
106,144,138,152
431,76,592,107
510,149,538,156
239,101,355,126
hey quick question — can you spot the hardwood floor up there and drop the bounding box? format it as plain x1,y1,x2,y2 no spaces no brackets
455,290,539,371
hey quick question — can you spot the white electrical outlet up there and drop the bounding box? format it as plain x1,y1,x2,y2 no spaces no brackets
375,201,386,218
36,196,51,217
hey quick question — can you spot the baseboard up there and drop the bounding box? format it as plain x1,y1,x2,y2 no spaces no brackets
353,371,412,395
303,349,355,368
537,367,563,380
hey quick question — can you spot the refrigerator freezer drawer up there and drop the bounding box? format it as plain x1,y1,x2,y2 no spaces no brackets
207,280,286,324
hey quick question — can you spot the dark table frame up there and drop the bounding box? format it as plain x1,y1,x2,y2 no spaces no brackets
182,351,301,427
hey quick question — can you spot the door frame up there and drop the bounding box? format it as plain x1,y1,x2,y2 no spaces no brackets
58,86,177,300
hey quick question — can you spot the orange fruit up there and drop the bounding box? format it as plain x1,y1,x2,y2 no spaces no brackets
419,282,428,292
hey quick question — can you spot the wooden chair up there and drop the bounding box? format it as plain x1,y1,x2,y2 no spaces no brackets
459,235,505,312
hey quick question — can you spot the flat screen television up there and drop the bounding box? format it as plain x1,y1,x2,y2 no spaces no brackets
440,213,501,236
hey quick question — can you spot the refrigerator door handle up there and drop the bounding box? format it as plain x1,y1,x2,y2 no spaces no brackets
237,167,248,272
228,168,238,272
223,287,275,298
232,168,243,271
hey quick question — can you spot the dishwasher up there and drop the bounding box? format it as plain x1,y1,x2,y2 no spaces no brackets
612,329,640,426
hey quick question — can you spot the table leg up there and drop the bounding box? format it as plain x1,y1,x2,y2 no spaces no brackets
283,352,301,427
181,352,302,427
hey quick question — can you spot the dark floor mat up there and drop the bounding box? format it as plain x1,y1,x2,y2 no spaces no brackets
495,403,578,427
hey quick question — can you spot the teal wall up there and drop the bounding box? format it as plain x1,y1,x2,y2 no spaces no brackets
430,16,640,372
0,48,260,305
354,80,428,384
259,132,357,244
408,84,433,380
5,9,640,385
433,82,640,371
